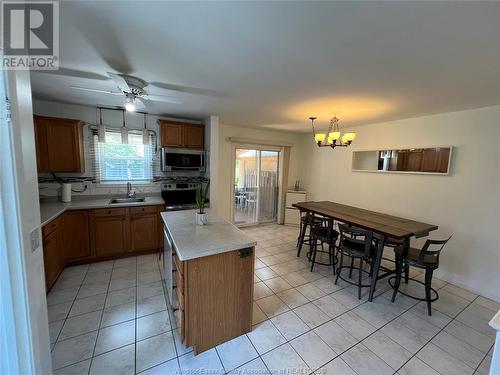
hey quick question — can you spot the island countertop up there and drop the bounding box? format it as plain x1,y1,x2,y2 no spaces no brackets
160,209,257,261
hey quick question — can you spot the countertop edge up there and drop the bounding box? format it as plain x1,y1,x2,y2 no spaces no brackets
40,197,165,227
161,211,257,261
173,241,257,262
489,309,500,331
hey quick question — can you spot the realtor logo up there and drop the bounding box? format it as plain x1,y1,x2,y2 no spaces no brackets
1,0,59,70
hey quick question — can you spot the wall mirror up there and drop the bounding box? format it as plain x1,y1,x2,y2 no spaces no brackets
352,146,453,175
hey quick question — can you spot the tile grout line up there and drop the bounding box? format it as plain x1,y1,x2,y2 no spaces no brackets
51,264,90,349
86,261,116,375
393,295,481,375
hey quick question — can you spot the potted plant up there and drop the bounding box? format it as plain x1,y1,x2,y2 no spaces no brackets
195,180,210,225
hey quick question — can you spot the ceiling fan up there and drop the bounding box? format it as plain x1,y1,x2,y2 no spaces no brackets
70,72,182,111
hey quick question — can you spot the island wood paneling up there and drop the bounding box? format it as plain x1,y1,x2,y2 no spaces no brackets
183,248,254,354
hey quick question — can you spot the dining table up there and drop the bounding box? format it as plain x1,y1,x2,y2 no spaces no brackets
292,201,438,301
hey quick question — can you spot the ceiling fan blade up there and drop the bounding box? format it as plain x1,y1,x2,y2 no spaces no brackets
70,86,123,95
136,97,150,109
144,94,181,104
107,72,131,93
34,68,109,81
73,8,133,75
148,81,226,97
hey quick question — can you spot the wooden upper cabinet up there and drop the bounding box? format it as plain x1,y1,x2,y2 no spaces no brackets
161,122,184,148
63,211,91,261
34,115,85,173
158,120,204,149
34,119,49,172
184,124,204,149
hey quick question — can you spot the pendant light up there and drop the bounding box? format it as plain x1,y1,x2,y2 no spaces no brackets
142,113,149,145
309,116,356,149
121,110,128,144
97,108,106,142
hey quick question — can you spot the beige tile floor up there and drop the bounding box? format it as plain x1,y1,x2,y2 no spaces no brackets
48,223,497,374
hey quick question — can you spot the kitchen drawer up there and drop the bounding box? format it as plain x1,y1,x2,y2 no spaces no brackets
285,192,307,207
42,217,60,238
174,265,184,294
172,303,185,340
175,284,185,311
93,207,127,217
129,205,158,215
173,253,184,275
284,207,301,226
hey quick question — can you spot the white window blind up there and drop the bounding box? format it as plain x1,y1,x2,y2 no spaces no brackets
95,131,153,182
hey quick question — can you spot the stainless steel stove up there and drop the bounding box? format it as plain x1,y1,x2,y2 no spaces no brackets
161,180,201,211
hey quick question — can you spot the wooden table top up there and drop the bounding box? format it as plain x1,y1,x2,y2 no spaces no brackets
292,201,438,239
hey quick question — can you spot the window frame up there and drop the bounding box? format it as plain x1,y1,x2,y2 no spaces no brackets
94,129,155,183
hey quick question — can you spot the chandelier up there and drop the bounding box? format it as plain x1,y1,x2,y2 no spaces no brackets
309,116,356,148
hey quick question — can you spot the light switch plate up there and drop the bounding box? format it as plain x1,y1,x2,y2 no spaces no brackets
30,228,41,252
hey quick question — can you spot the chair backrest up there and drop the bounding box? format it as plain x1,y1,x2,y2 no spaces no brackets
338,223,373,257
419,235,453,264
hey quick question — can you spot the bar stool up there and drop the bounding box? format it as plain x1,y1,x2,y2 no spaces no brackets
296,212,328,257
390,236,452,315
372,235,410,281
308,217,339,273
335,224,377,299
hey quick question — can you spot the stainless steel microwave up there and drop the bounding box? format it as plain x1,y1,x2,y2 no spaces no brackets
161,148,206,172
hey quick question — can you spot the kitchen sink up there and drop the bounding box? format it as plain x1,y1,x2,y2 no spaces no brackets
109,197,145,204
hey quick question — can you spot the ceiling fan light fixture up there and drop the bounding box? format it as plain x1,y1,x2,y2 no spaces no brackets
125,95,136,112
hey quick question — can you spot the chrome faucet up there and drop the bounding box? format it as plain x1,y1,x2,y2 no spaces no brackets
126,182,136,198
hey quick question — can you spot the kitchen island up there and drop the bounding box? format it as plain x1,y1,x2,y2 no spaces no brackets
160,209,256,354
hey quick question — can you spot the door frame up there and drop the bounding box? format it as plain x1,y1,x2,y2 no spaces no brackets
230,143,283,226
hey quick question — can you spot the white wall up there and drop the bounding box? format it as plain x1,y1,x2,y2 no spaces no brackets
215,124,303,221
298,105,500,301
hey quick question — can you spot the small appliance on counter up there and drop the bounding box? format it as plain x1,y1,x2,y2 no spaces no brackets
61,183,72,202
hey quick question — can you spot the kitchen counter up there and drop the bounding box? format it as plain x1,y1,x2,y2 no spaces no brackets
160,209,256,261
40,195,165,226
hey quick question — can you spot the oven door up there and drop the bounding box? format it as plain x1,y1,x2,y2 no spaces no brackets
161,189,197,206
161,148,205,172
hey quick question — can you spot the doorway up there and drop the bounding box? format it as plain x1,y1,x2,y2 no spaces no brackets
233,147,280,225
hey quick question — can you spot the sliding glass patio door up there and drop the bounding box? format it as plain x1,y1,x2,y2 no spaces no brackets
234,148,280,225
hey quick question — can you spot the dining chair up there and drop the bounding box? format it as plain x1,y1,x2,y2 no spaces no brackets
372,235,410,282
308,216,339,273
335,224,377,299
296,212,328,257
390,236,452,315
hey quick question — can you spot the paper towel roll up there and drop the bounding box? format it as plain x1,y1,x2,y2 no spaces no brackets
61,183,72,202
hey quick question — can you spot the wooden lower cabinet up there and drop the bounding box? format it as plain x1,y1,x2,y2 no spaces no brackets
42,204,164,291
130,206,160,252
42,228,64,290
63,210,91,261
91,208,129,257
173,248,254,354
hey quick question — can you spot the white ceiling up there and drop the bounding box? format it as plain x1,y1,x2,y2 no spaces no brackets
30,1,500,132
